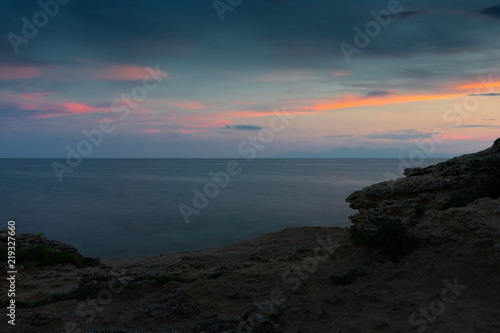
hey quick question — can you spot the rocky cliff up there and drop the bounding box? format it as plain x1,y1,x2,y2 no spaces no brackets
347,138,500,231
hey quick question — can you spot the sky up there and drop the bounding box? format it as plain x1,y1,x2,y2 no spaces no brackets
0,0,499,158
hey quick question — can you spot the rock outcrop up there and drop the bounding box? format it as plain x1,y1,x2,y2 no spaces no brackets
346,138,500,232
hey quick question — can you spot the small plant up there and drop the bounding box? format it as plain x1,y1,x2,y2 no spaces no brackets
0,232,84,267
155,275,173,285
348,226,366,246
38,232,49,243
347,218,418,262
154,275,197,286
415,205,427,217
172,276,197,283
331,267,365,285
372,219,418,262
207,271,225,280
440,190,478,211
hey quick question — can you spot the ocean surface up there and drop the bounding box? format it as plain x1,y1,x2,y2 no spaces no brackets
0,158,446,259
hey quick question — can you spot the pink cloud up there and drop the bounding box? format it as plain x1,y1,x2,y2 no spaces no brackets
181,130,196,134
168,99,207,110
0,91,103,118
138,129,161,134
0,65,42,80
89,65,167,81
331,70,352,77
62,103,95,114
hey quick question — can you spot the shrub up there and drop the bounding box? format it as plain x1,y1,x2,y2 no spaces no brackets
348,226,366,246
331,267,365,285
0,244,83,267
415,205,427,217
0,233,84,267
440,190,478,211
372,219,418,262
154,275,197,285
348,218,418,262
207,271,225,280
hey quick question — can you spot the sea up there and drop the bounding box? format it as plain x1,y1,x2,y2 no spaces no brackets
0,158,446,259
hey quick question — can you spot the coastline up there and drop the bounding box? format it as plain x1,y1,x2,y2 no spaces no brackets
1,139,500,332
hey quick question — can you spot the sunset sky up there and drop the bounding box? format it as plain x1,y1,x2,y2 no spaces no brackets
1,0,499,157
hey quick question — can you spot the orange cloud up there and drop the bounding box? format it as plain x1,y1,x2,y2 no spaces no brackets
457,81,500,91
0,65,42,80
62,103,94,114
331,70,352,77
303,93,463,111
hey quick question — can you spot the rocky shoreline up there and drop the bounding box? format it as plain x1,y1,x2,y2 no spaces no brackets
1,139,500,333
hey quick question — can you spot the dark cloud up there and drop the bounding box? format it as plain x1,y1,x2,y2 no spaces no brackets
323,135,354,138
468,93,500,96
452,125,500,129
0,106,39,118
392,11,427,19
477,6,500,20
366,90,392,97
404,68,432,78
0,0,495,68
365,129,440,141
225,125,262,130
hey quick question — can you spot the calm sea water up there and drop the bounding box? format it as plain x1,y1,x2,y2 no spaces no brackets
0,158,445,259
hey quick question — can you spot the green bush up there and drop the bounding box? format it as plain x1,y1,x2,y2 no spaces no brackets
207,271,225,280
331,267,365,285
348,218,418,262
154,275,197,286
415,205,427,217
155,275,173,285
440,190,478,211
0,244,83,267
348,226,366,246
372,219,418,262
1,233,84,268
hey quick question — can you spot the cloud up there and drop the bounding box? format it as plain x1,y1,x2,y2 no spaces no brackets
477,6,500,20
88,65,167,81
458,80,500,92
324,135,354,138
247,70,327,83
468,93,500,96
392,11,426,19
0,91,105,119
331,71,351,77
138,129,161,134
324,134,354,138
167,99,206,110
225,125,263,130
0,65,43,80
452,125,500,129
404,68,432,78
365,129,441,141
366,90,393,97
302,93,462,112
